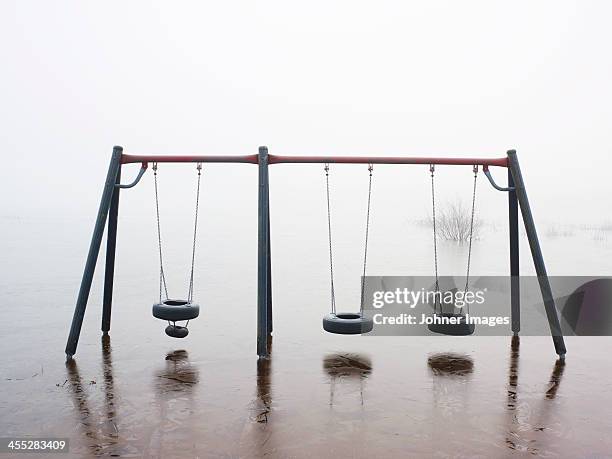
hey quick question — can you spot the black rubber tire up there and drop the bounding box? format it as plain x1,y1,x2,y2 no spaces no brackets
152,299,200,321
322,312,374,335
165,324,189,338
427,313,475,336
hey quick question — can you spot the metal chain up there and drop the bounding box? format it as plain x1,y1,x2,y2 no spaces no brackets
153,163,169,302
360,164,374,313
464,165,478,315
324,163,336,314
430,164,440,313
187,163,202,303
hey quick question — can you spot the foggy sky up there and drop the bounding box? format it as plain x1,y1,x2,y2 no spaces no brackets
1,1,611,225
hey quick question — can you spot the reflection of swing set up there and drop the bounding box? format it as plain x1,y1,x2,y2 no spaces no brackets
65,147,567,360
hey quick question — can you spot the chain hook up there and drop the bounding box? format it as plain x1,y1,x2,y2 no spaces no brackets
324,163,329,174
473,164,478,176
197,162,202,175
430,164,435,175
153,162,158,174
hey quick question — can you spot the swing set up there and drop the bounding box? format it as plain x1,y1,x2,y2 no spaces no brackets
65,146,567,360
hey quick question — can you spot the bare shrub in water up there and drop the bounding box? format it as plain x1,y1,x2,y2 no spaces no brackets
433,201,481,242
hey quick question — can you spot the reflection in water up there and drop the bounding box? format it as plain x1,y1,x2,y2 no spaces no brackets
253,353,272,423
323,353,372,406
323,353,373,378
145,350,200,458
504,336,567,455
101,334,118,438
246,335,274,424
545,359,565,400
155,350,199,392
65,359,97,443
65,335,121,456
507,335,520,410
427,353,474,420
505,335,526,452
427,353,474,377
239,338,275,457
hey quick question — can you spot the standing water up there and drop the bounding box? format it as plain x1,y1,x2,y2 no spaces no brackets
1,163,612,458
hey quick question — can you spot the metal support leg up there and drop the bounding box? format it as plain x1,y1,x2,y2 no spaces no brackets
102,164,122,334
66,146,123,359
507,150,566,358
257,146,271,358
508,169,520,335
267,206,273,336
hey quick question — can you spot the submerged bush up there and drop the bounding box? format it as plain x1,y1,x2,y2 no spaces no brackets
432,201,481,243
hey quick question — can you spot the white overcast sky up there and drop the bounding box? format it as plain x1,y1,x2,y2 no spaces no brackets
1,1,610,223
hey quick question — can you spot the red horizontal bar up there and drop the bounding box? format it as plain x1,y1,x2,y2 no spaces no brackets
121,153,508,167
268,154,508,167
121,154,259,164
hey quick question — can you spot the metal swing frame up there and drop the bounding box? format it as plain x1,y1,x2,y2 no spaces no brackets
65,146,566,360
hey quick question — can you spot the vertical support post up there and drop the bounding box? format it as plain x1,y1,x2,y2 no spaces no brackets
508,168,520,335
65,146,123,359
257,146,271,358
267,208,273,335
102,163,122,334
507,150,566,358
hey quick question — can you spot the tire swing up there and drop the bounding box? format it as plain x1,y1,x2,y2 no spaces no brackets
322,163,374,335
428,164,478,336
151,162,202,338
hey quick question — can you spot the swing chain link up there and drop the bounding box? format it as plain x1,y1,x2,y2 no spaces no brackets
464,165,479,312
188,163,203,303
430,164,440,313
153,162,169,302
360,164,374,313
324,163,336,314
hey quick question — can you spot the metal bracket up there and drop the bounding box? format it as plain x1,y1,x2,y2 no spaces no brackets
116,162,148,189
483,166,515,192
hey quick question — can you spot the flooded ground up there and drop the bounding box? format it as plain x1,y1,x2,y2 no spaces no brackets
2,171,612,458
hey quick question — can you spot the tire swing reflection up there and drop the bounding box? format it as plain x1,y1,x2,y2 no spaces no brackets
323,353,373,407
